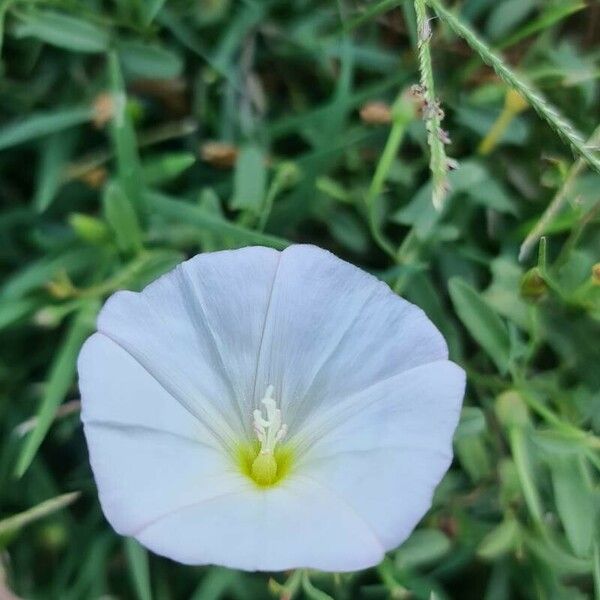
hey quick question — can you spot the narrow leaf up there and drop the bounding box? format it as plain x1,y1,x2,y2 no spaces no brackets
145,190,289,250
15,301,99,477
449,277,511,373
103,181,143,254
0,107,91,151
118,41,183,79
108,52,144,215
124,538,152,600
231,145,267,214
13,10,110,53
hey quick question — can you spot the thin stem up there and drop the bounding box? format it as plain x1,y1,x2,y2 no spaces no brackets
520,123,600,261
414,0,449,209
427,0,600,175
366,98,413,260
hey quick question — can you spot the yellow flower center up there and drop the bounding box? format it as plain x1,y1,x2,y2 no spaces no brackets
238,386,291,487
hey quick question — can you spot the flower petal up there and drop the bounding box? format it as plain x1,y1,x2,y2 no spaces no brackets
134,476,384,571
252,245,448,428
296,360,465,550
84,422,246,536
79,333,247,534
79,333,213,443
95,246,280,444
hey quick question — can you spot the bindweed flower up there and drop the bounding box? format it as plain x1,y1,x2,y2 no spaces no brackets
78,245,465,571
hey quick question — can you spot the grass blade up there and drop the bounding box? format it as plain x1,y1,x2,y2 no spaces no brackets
449,277,511,373
124,538,152,600
15,301,99,477
145,190,290,250
12,9,110,53
0,107,91,151
0,492,80,540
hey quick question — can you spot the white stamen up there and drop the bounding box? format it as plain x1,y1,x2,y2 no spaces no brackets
253,385,287,455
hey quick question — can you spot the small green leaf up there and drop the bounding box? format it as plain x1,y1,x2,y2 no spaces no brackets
34,132,78,212
551,456,597,557
231,145,267,214
478,518,520,560
103,181,143,254
118,41,183,79
142,152,195,186
0,298,38,331
449,277,511,373
455,406,487,439
0,107,91,151
108,52,144,216
395,529,451,570
124,538,152,600
146,190,289,249
13,10,110,53
302,571,334,600
189,567,236,600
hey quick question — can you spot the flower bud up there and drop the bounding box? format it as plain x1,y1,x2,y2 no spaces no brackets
200,141,238,168
359,101,392,125
495,391,529,429
520,267,547,302
69,213,110,245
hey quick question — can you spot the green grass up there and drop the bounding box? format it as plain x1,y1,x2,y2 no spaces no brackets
0,0,599,598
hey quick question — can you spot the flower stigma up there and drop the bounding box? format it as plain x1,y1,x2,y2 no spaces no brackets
250,385,288,486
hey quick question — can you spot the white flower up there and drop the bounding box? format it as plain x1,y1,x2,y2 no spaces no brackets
78,244,465,572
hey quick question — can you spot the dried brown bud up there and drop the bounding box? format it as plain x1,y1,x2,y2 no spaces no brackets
92,93,115,128
79,167,108,189
200,141,239,169
359,101,392,125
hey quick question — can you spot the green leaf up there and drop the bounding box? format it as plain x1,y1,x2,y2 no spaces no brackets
550,456,597,557
144,0,168,25
0,107,91,151
478,518,520,560
124,538,152,600
34,132,78,212
118,41,183,79
0,298,38,331
231,145,267,214
108,52,144,216
13,10,110,53
395,529,451,570
103,181,143,254
142,152,196,186
449,277,511,373
302,571,334,600
189,567,236,600
146,190,289,250
455,406,487,439
15,301,99,477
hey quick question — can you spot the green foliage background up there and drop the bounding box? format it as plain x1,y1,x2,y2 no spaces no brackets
0,0,599,598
